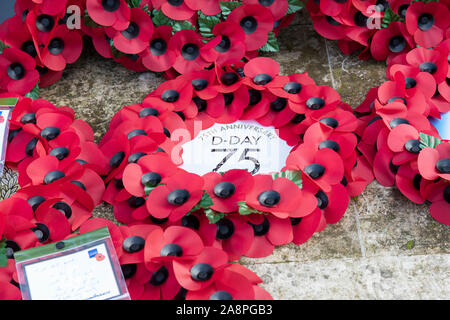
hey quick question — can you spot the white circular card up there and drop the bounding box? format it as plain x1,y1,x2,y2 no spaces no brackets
179,121,293,175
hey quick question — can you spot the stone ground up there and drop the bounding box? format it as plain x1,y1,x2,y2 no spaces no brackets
1,10,449,299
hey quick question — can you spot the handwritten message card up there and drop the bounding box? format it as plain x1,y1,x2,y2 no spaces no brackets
14,228,129,300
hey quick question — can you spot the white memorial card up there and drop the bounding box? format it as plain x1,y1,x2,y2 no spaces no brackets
180,120,293,175
14,227,129,300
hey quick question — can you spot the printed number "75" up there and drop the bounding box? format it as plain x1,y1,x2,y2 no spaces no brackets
211,148,261,174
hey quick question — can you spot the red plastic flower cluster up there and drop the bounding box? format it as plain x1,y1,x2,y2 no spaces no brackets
307,0,450,62
0,0,303,96
0,56,370,299
101,56,372,261
355,43,450,226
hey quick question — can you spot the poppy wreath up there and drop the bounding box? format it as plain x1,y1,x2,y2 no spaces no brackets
0,0,305,97
0,55,372,300
355,40,450,226
306,0,450,62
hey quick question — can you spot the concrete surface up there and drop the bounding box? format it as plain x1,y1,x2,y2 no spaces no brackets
1,10,448,300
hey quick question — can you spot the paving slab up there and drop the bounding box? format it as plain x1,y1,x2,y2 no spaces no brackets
245,253,450,300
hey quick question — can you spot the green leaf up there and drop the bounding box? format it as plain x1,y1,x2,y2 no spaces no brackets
84,9,101,28
381,8,404,28
237,201,261,216
189,191,214,214
419,132,441,150
272,170,302,189
406,240,415,250
219,1,241,19
24,82,40,100
198,11,222,40
286,0,305,15
259,32,279,53
205,209,226,224
152,9,171,27
152,9,196,33
0,239,7,267
110,45,126,59
127,0,141,8
144,183,165,196
0,40,10,54
0,249,7,267
171,20,196,33
142,4,152,16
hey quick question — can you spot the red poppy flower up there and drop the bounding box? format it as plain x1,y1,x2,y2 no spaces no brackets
1,16,38,60
203,169,254,213
146,170,204,222
288,84,341,117
0,197,34,242
100,135,159,184
108,116,167,148
145,76,193,112
168,29,210,75
386,123,424,165
36,66,63,88
291,207,322,245
240,89,272,121
243,0,288,21
24,9,59,47
107,7,154,55
244,174,304,219
242,57,286,91
388,64,437,100
185,266,257,300
376,79,429,117
200,22,246,67
79,218,124,257
418,142,450,181
141,25,176,73
227,4,275,51
395,163,426,204
86,0,131,31
112,190,151,224
255,95,295,129
310,13,350,41
210,215,255,261
144,225,204,266
244,214,293,258
319,0,351,17
172,247,228,291
346,153,374,197
267,73,316,104
0,47,39,95
153,0,196,20
317,183,349,225
302,121,358,161
32,0,68,16
372,128,396,187
213,86,250,124
184,0,221,16
138,261,182,300
118,224,161,265
370,21,414,63
0,282,21,300
23,155,83,187
405,46,449,84
422,180,450,226
286,144,344,192
122,153,179,198
31,199,72,242
405,1,449,49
